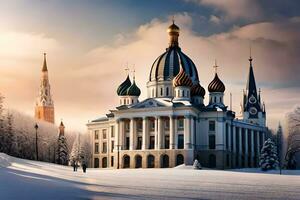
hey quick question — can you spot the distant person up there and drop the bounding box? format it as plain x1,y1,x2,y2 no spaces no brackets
72,160,76,172
75,161,78,171
82,163,87,173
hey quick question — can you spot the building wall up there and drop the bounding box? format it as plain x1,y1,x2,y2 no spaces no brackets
35,106,55,123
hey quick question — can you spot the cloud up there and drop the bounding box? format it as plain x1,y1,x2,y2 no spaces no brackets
1,13,300,132
186,0,262,20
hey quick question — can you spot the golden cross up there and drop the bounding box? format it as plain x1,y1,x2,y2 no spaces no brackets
125,62,129,75
213,59,219,74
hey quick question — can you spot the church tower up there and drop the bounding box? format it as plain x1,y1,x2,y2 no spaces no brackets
35,53,55,123
242,53,266,126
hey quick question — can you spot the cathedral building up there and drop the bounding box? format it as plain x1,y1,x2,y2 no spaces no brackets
35,53,55,124
87,22,267,169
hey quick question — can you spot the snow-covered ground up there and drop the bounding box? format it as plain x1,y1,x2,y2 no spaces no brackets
1,153,300,200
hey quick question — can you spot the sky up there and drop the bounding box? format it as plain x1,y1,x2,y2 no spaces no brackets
0,0,300,132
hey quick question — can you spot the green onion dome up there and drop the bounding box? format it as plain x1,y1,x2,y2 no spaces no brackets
117,75,132,96
191,83,206,97
208,73,225,93
126,80,141,96
173,67,193,87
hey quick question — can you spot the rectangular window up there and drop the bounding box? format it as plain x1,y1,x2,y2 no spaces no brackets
137,137,142,149
209,135,216,149
165,119,170,130
178,134,184,149
209,121,215,132
94,130,99,140
149,136,155,149
126,137,130,150
102,129,107,139
178,119,184,130
165,135,170,149
95,143,99,154
102,142,107,153
125,122,130,132
111,141,114,153
111,126,114,137
137,121,143,132
111,156,114,167
226,124,229,150
150,120,155,131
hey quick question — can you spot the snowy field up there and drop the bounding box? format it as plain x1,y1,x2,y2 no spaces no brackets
1,153,300,200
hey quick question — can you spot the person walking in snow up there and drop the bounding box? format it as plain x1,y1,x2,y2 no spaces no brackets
82,163,87,173
72,160,76,172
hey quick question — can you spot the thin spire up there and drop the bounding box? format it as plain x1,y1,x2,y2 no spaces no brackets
132,65,136,81
42,53,48,72
125,63,130,76
249,45,253,66
172,15,175,24
213,59,219,74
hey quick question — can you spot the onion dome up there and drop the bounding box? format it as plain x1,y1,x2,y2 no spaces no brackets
173,67,193,87
167,22,180,33
208,73,225,93
149,22,199,83
117,75,131,96
126,80,141,96
191,83,206,97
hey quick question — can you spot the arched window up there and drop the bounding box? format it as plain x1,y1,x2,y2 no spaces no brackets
135,155,142,168
176,154,184,166
132,99,134,104
214,96,217,103
182,90,185,97
220,97,222,103
102,157,107,168
160,88,163,96
147,154,155,168
187,91,189,97
209,154,216,168
209,135,216,149
123,155,130,168
94,158,99,168
161,154,169,168
166,87,169,96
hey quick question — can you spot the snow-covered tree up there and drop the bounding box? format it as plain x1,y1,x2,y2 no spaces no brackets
69,133,91,167
56,121,69,165
259,138,279,171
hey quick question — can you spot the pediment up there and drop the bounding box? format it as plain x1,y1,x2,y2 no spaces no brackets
131,98,172,109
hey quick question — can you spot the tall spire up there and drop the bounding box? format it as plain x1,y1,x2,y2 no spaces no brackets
42,53,48,72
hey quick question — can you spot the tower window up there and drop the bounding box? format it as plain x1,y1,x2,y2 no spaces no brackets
182,90,185,97
160,88,163,96
214,97,217,103
209,121,215,132
209,135,216,149
166,87,169,96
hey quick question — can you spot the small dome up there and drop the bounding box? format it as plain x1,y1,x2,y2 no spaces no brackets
117,75,131,96
173,67,193,87
191,83,206,97
167,22,180,33
208,73,225,93
126,80,141,96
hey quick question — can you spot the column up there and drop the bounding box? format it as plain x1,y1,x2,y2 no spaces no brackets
157,117,163,149
238,127,242,167
129,118,134,150
154,117,158,150
256,131,260,167
190,117,195,150
174,117,178,149
184,116,191,149
169,116,175,149
114,119,120,152
142,117,148,150
119,120,125,150
245,129,249,167
228,124,231,151
250,129,255,167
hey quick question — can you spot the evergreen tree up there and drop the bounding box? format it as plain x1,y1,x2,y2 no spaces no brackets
259,138,279,171
56,134,69,165
0,93,5,152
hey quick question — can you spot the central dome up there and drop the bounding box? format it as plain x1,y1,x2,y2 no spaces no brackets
149,47,199,83
149,22,199,83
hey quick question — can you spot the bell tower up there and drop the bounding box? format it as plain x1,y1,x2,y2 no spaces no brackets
242,52,266,126
35,53,55,123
